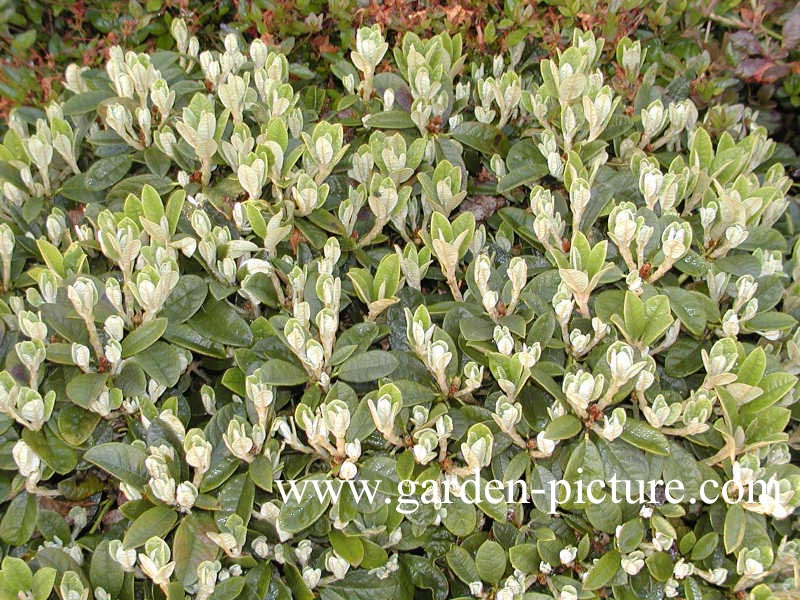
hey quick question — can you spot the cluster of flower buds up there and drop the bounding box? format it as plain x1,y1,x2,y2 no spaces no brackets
409,404,453,466
399,36,453,134
701,337,739,389
488,335,540,402
351,25,388,101
138,536,176,590
281,242,343,386
208,514,247,558
367,383,404,447
223,417,266,464
461,423,494,473
404,305,459,395
0,224,13,290
557,231,614,317
426,211,475,301
184,428,212,484
475,68,522,129
0,370,55,431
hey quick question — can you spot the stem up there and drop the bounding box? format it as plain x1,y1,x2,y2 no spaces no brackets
121,268,135,325
597,381,620,411
382,431,405,448
619,244,638,272
270,271,286,305
1,256,10,290
661,424,709,437
358,216,387,248
89,498,114,534
575,294,590,318
445,267,463,302
84,316,105,360
648,258,674,284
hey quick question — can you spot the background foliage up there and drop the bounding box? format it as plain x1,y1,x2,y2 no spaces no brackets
1,1,800,150
0,2,798,600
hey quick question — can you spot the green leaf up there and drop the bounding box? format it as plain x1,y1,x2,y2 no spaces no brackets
277,475,332,533
362,110,416,129
691,533,718,561
497,140,547,192
583,549,621,591
35,239,65,277
446,546,480,584
736,347,766,386
31,567,56,600
620,419,670,456
641,295,673,345
218,473,255,527
121,317,168,357
134,341,182,387
84,442,148,488
160,275,208,324
663,287,714,336
66,372,108,409
173,513,220,587
741,372,796,416
210,577,246,600
474,540,506,585
508,544,538,574
319,567,413,600
35,548,89,589
403,555,448,600
645,551,673,582
21,427,78,474
260,359,308,386
622,291,645,341
544,415,582,440
249,455,273,491
187,300,254,347
443,500,477,537
329,530,365,566
57,404,100,446
62,90,113,115
85,154,133,191
617,519,645,553
451,121,505,154
123,506,178,549
0,492,37,546
337,350,398,382
0,557,32,594
690,127,714,169
141,184,166,222
90,540,125,597
723,504,746,554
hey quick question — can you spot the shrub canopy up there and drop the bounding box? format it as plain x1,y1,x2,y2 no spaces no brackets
0,16,798,600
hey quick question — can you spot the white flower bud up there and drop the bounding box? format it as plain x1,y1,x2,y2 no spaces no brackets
622,551,645,575
71,343,92,371
109,540,137,571
725,224,748,248
302,567,322,589
339,460,358,480
326,552,350,580
176,482,198,511
536,431,556,456
559,545,577,565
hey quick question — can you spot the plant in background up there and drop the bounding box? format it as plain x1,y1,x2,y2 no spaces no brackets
0,14,797,600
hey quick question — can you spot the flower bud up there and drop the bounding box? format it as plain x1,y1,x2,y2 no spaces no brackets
326,552,350,580
461,423,493,471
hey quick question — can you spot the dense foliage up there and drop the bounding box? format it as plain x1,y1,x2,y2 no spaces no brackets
0,9,798,600
2,1,800,151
